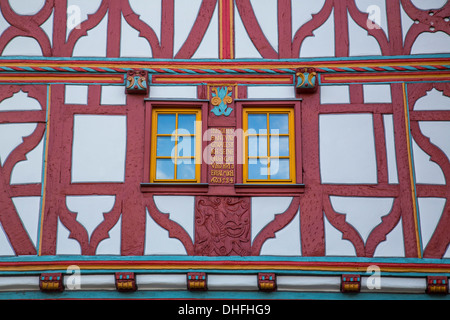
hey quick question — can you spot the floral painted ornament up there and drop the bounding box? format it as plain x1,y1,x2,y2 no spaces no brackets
210,86,233,116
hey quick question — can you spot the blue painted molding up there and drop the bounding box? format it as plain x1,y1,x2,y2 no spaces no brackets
1,254,449,263
0,289,448,300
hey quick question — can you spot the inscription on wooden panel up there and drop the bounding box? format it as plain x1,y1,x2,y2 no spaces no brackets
207,127,235,185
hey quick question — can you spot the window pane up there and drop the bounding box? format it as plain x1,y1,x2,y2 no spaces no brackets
178,114,196,134
269,114,289,134
176,160,196,180
157,114,176,134
270,136,289,157
248,158,269,180
156,136,175,157
248,135,267,157
177,135,195,157
155,159,175,179
270,158,290,180
248,114,267,133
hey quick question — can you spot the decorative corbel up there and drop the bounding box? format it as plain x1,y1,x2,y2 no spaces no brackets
187,272,207,291
125,70,149,95
341,274,361,293
115,272,137,292
39,273,64,292
295,67,318,93
258,273,276,291
426,276,448,294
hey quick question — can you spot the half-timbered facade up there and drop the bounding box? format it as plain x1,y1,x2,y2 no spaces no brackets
0,0,449,299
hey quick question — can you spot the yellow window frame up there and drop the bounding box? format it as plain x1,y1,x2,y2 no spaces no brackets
150,108,202,183
243,107,296,184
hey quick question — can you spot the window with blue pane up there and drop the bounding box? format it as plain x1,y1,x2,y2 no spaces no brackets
151,109,201,182
244,108,295,183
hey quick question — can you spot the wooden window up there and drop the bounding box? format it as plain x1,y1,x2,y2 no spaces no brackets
243,107,296,183
150,108,201,182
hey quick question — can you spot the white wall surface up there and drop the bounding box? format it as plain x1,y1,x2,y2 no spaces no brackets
319,113,377,184
71,115,127,183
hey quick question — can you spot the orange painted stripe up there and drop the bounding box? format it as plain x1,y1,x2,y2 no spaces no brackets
402,83,422,258
37,85,51,256
0,261,449,273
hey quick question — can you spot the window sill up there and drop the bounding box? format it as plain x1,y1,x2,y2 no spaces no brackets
234,183,305,195
140,183,305,196
140,183,209,194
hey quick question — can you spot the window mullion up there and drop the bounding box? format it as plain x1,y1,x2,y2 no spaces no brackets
266,112,271,179
174,113,179,179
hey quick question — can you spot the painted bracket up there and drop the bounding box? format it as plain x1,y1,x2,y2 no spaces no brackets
427,276,448,294
115,272,137,292
295,67,318,93
125,70,149,94
341,274,361,293
187,272,207,291
258,273,277,291
39,273,64,292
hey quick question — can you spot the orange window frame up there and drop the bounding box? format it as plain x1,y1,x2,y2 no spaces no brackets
150,108,202,183
242,107,296,184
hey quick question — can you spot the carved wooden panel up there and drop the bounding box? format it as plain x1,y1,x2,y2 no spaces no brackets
194,196,251,256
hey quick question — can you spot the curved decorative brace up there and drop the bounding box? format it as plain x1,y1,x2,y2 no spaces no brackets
145,198,195,255
60,197,122,255
251,197,300,255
